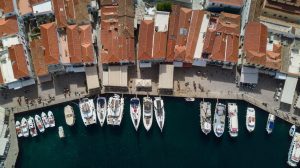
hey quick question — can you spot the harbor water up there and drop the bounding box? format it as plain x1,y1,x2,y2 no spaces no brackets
15,95,292,168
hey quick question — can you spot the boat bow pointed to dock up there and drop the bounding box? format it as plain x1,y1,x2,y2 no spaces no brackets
79,98,97,126
96,96,107,127
130,97,141,131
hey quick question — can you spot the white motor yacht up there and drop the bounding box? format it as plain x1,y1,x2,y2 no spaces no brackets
21,118,29,137
35,114,45,133
48,111,56,127
154,97,165,132
107,94,124,126
130,97,141,131
213,103,226,138
200,101,212,135
96,96,107,127
228,103,238,137
246,107,255,132
15,121,23,138
64,105,75,126
79,98,97,126
28,117,38,137
287,132,300,167
266,114,275,134
41,112,50,128
58,126,65,139
143,96,153,131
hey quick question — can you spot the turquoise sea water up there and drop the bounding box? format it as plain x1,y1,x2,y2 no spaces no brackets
15,95,292,168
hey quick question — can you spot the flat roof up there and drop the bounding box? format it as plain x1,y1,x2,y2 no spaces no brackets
0,138,8,156
281,76,298,105
1,36,20,48
158,64,174,89
85,66,100,90
32,1,53,14
240,66,259,84
154,11,170,32
0,53,16,84
103,66,128,87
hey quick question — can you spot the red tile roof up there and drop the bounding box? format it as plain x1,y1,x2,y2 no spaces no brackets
81,43,94,63
203,12,240,63
264,0,300,15
65,0,76,20
137,20,154,61
30,39,48,76
40,22,60,65
0,68,3,84
67,25,82,63
176,8,192,46
153,32,167,60
52,0,67,28
0,0,14,14
100,3,135,64
209,0,244,7
79,24,94,63
0,16,18,38
185,10,205,63
244,22,268,65
265,44,281,69
166,4,180,62
8,44,29,79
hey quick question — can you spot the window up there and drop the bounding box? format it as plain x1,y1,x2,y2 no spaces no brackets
212,3,215,6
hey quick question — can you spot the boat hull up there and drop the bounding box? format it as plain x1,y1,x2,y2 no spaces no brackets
21,118,29,137
79,99,97,126
35,115,45,133
130,98,141,131
143,97,153,131
213,103,226,138
154,97,165,132
246,108,255,133
96,97,107,127
200,101,212,135
107,95,124,126
48,111,56,127
64,105,75,126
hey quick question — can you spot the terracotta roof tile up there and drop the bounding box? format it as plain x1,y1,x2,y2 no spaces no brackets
244,22,268,65
8,44,29,79
0,0,14,14
203,12,240,63
265,44,281,69
79,24,93,44
153,32,167,60
166,4,180,62
65,0,76,20
137,20,154,61
0,16,18,38
81,43,94,63
67,25,82,63
209,0,244,7
30,39,48,76
176,8,192,46
185,10,205,63
0,68,3,84
52,0,67,28
265,0,300,15
40,22,60,65
100,2,135,64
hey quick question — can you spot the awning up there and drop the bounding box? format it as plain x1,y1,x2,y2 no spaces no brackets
193,59,207,67
103,65,128,87
173,61,183,67
135,79,152,87
85,66,100,90
240,66,259,84
281,76,298,105
275,72,287,80
158,64,174,89
139,62,152,68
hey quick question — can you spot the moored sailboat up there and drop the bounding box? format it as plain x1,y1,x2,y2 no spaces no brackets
213,102,226,138
96,96,107,127
154,97,165,132
130,97,141,131
143,96,153,131
200,101,212,135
